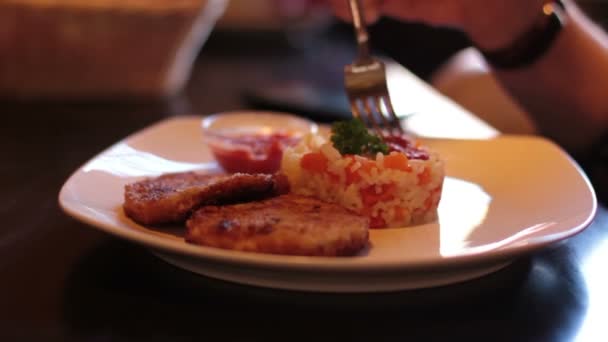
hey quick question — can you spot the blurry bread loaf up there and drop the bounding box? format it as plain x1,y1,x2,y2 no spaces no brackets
0,0,226,99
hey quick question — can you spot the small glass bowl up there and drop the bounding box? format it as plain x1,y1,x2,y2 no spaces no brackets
201,110,318,173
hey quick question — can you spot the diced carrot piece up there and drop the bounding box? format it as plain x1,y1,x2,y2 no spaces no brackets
394,206,408,221
369,215,387,229
383,153,411,171
358,206,387,228
418,167,432,185
300,152,328,173
344,156,360,184
360,183,396,206
345,157,377,184
328,173,340,184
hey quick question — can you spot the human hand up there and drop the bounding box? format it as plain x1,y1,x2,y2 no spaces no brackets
328,0,548,50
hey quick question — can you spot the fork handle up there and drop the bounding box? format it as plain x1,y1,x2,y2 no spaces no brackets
348,0,373,64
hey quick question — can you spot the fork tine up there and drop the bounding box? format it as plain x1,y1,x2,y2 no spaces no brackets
373,96,394,135
350,98,372,131
381,95,403,134
349,98,362,122
362,97,384,136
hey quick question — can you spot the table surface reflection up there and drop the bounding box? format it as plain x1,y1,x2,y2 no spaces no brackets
1,33,607,342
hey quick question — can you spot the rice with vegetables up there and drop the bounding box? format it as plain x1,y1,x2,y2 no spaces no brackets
281,119,444,228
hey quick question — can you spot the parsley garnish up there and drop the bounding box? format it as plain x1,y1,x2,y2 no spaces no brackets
330,118,389,155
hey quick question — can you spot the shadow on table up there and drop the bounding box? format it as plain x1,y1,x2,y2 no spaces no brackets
62,239,586,341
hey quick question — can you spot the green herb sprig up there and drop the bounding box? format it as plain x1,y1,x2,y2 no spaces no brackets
330,118,389,156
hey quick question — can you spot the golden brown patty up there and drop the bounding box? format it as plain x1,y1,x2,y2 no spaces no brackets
123,172,289,225
186,194,369,256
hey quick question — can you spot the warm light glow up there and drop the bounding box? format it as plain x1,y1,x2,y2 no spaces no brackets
438,177,492,256
437,178,561,256
83,143,218,177
543,3,554,16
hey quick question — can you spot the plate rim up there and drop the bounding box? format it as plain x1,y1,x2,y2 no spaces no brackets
58,116,598,273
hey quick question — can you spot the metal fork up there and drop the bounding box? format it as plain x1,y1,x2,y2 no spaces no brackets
344,0,403,136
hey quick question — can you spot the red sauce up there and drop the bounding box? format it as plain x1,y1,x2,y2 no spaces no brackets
382,133,429,160
209,133,300,174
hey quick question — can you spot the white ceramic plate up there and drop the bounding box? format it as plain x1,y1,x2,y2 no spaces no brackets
59,115,597,292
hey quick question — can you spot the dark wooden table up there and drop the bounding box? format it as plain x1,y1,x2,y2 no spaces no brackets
1,33,607,342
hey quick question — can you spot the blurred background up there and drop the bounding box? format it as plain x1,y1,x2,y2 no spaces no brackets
2,0,607,130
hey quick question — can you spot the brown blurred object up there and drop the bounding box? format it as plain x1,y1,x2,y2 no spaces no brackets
216,0,283,31
216,0,331,32
0,0,227,99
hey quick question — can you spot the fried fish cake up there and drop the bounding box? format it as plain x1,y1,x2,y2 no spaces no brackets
185,194,369,256
123,172,289,225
